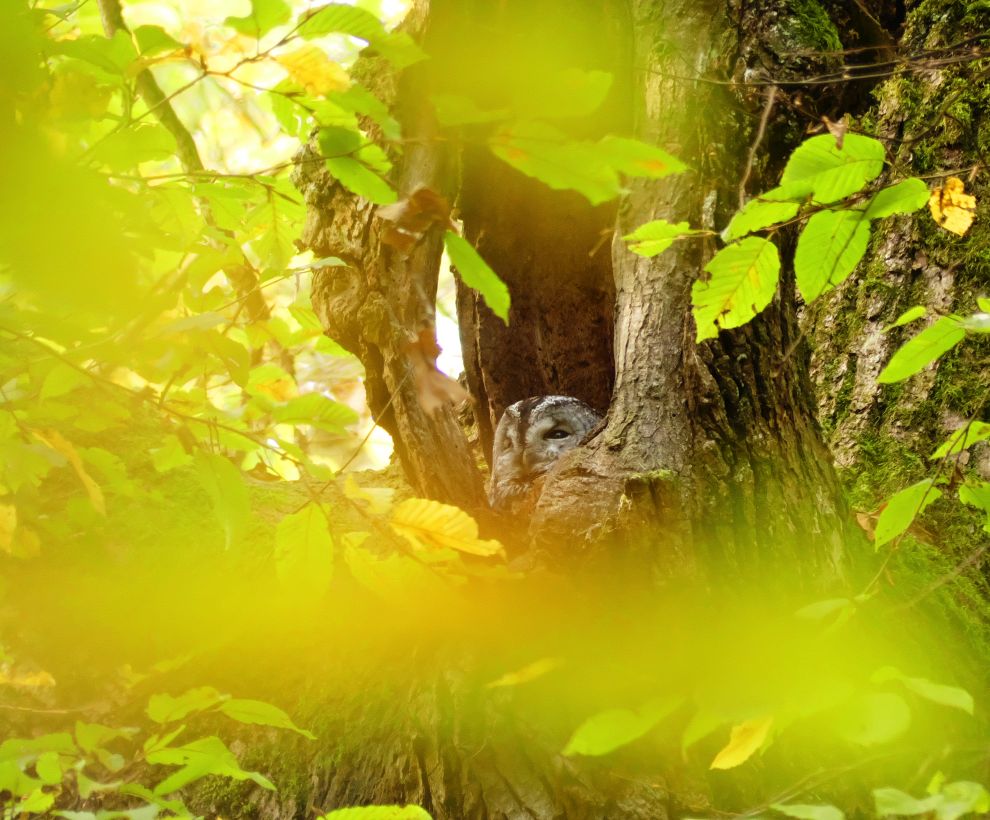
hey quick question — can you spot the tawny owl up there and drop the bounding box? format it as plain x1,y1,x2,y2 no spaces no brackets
488,395,602,514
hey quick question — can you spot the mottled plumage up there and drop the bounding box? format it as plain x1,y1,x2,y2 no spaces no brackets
488,395,601,514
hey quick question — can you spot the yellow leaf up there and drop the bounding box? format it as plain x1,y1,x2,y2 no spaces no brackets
33,429,106,515
0,502,15,554
343,475,395,515
275,46,350,97
710,716,774,770
487,657,563,688
928,177,976,236
389,498,503,557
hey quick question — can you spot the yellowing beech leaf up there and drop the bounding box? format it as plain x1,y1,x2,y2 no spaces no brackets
928,177,976,236
390,498,503,557
0,502,15,554
487,657,563,688
276,46,349,96
710,716,773,770
33,429,105,515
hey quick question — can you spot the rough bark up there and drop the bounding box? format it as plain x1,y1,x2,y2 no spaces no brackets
441,0,628,461
284,1,913,818
806,0,990,503
525,0,859,588
295,2,486,510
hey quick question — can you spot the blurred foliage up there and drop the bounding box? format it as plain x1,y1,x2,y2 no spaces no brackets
0,0,987,817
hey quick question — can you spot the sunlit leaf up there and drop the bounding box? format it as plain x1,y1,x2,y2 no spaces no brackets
833,692,910,746
597,136,687,179
443,232,510,322
487,658,563,689
489,121,621,205
794,209,871,301
724,195,800,241
931,421,990,459
275,505,334,595
864,178,930,219
884,305,927,332
779,134,885,203
709,716,774,770
219,699,317,739
194,453,250,550
226,0,291,37
0,502,16,555
277,45,350,96
692,237,780,341
271,393,358,431
959,481,990,533
872,667,974,714
319,806,433,820
147,687,226,724
147,736,275,795
390,498,503,557
873,479,941,548
877,317,965,383
564,696,682,757
623,219,697,257
33,429,105,515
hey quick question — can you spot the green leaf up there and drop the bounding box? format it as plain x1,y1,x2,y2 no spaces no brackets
780,134,885,203
35,752,62,785
194,453,250,550
133,25,183,56
563,696,682,757
219,699,317,739
331,85,401,140
794,208,871,301
275,505,334,596
692,237,780,341
877,317,965,383
724,197,800,241
225,0,291,37
18,789,55,815
325,157,397,205
833,692,911,746
320,807,433,820
489,121,621,205
297,3,386,41
931,421,990,459
147,687,226,724
597,136,687,179
150,435,193,473
75,722,136,753
978,296,990,313
770,804,844,820
147,736,275,795
623,219,697,257
884,305,927,332
874,479,942,548
864,178,930,218
39,362,89,400
959,481,990,533
935,781,990,820
443,232,510,322
874,787,940,816
272,393,358,431
88,123,178,171
872,667,974,715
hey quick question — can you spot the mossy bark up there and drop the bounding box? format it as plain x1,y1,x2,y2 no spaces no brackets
805,0,990,507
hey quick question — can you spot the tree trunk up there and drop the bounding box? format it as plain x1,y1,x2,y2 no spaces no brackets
806,0,990,506
285,0,932,817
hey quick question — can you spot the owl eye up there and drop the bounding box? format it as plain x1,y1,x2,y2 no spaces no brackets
544,428,570,440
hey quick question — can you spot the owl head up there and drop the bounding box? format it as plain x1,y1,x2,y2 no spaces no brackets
489,395,602,512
